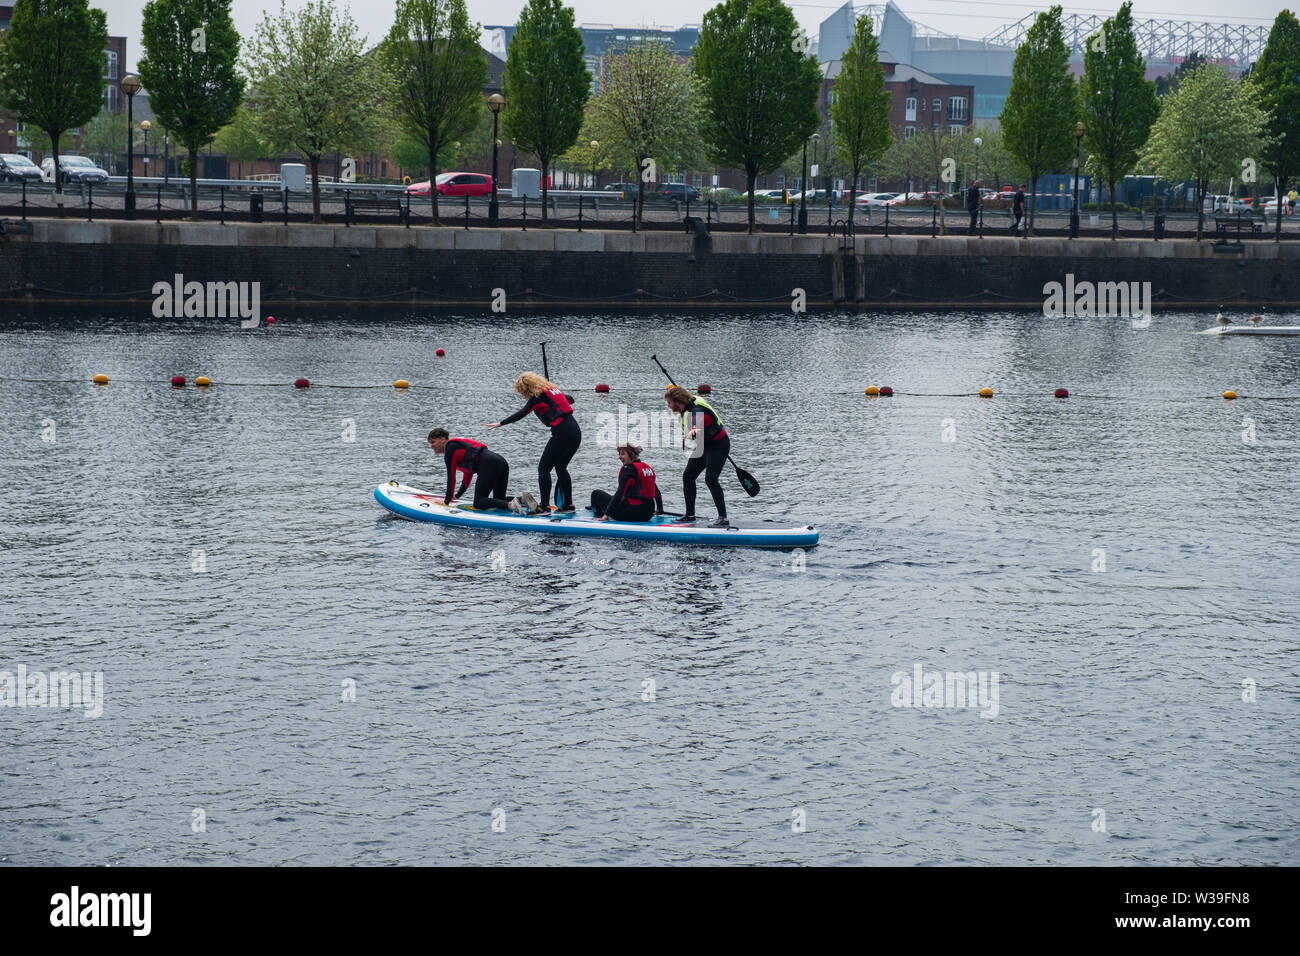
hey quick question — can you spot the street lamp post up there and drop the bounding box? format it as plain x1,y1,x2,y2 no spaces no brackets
811,131,821,196
798,136,809,234
140,120,151,177
487,93,505,227
163,130,170,185
1070,121,1085,239
589,139,599,190
121,74,141,219
973,136,982,184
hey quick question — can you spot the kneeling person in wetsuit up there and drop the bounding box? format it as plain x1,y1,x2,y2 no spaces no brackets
428,428,538,514
591,443,664,522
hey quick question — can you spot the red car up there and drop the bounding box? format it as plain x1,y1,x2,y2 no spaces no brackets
404,171,494,198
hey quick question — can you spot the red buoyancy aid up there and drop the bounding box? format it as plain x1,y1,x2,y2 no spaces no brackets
533,387,574,427
626,461,656,505
447,437,486,476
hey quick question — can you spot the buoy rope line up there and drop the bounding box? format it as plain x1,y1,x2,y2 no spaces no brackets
1,377,1293,400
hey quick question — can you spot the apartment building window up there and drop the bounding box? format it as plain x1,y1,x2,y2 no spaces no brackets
932,97,941,113
904,96,916,122
948,96,968,122
693,173,702,188
904,126,916,139
103,84,120,112
949,125,964,136
104,50,117,80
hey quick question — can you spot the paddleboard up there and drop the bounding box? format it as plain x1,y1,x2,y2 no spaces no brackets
374,481,819,548
1199,325,1300,336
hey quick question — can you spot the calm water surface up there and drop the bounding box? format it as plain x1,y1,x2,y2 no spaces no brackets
1,307,1297,865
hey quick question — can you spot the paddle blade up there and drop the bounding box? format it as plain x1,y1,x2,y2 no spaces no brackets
736,466,760,497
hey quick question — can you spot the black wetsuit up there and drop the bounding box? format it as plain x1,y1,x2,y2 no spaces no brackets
498,389,581,509
591,462,664,522
680,399,729,518
443,439,511,510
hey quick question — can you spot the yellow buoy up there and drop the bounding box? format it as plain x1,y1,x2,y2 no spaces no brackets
195,376,212,387
864,385,880,396
979,387,994,398
92,373,109,385
1223,390,1237,400
394,379,410,389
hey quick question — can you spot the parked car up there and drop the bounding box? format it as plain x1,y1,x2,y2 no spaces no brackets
605,182,641,197
660,182,700,202
740,189,786,202
406,171,493,198
856,192,902,207
703,187,741,202
40,155,109,186
0,153,42,183
1261,197,1281,216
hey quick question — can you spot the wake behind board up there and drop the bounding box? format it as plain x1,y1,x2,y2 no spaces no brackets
374,481,818,548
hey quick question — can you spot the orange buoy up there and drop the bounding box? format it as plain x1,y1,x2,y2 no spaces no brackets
92,373,109,385
195,376,212,387
595,383,610,393
394,379,410,389
170,375,186,387
294,377,310,389
1054,387,1069,398
979,387,993,398
864,385,880,396
1223,390,1237,400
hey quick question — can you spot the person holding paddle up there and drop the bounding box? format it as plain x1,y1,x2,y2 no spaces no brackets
487,372,581,513
664,384,732,526
592,443,664,522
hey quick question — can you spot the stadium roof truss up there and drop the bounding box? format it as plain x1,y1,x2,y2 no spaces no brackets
983,13,1269,65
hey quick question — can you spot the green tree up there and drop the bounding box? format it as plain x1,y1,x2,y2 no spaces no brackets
1139,65,1269,240
1250,10,1300,240
1001,5,1078,234
1154,52,1206,97
245,0,392,222
381,0,486,225
829,13,891,227
1080,2,1160,238
589,37,701,224
0,0,108,213
139,0,245,218
81,107,130,171
214,102,266,179
502,0,590,224
694,0,822,232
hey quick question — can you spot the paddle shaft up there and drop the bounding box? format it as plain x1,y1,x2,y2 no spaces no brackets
541,341,549,380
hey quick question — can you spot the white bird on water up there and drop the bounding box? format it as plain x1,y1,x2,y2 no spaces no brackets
1217,310,1232,330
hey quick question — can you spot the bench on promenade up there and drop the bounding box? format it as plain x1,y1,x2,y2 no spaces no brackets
345,195,407,225
1215,216,1262,235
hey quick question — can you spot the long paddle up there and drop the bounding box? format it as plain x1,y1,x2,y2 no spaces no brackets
651,355,760,497
541,341,549,380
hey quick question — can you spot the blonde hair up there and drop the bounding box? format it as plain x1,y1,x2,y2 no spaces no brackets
617,443,643,460
514,371,559,398
664,384,694,406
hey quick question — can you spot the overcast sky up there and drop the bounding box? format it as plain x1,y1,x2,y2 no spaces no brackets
96,0,1290,72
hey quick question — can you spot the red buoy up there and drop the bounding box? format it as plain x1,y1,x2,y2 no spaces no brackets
170,375,186,387
435,348,446,357
595,383,610,393
879,386,894,397
265,316,275,324
697,383,712,394
294,377,310,389
1054,387,1069,399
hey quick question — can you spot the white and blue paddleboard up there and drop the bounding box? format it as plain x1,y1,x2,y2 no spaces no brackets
374,481,819,548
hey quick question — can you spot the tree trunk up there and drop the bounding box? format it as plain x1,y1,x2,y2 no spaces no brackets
539,150,549,225
310,154,322,223
1195,179,1205,241
1277,174,1284,243
1109,178,1117,239
50,131,63,218
430,133,440,226
745,164,757,234
188,148,200,221
847,163,858,230
636,153,646,227
1028,175,1038,237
